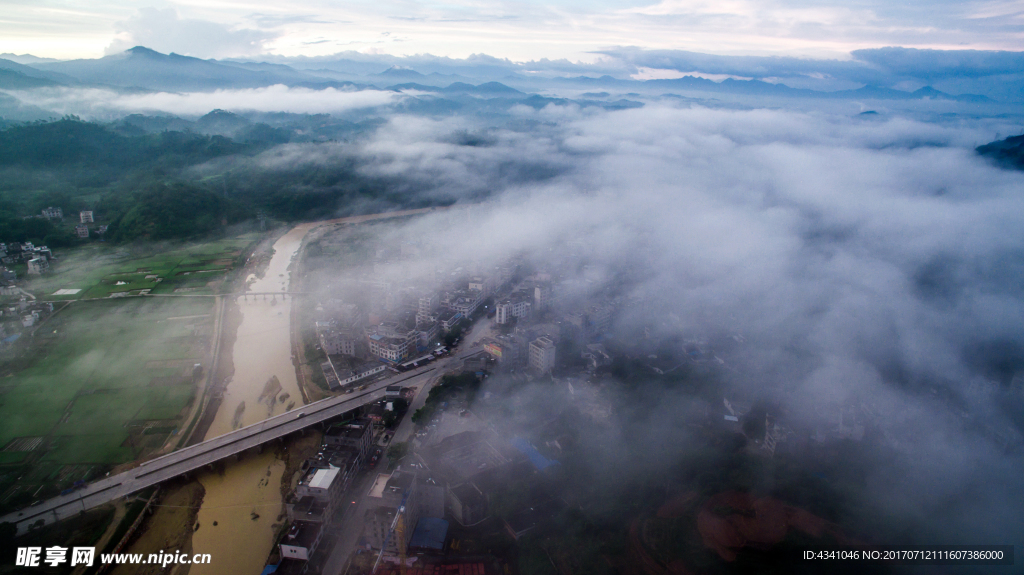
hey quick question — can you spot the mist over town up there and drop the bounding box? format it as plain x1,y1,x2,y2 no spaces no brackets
1,3,1023,575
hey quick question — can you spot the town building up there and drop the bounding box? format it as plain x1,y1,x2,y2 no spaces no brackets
295,463,346,504
364,470,446,554
79,211,94,223
416,321,439,347
366,321,420,363
418,292,438,314
364,471,418,553
448,482,489,526
495,298,531,325
320,361,341,390
75,225,89,238
437,310,464,332
41,207,62,220
322,419,374,460
445,289,484,318
26,257,48,275
481,335,525,368
279,521,324,561
533,284,551,311
408,517,450,553
319,328,358,356
330,363,387,391
467,276,495,296
528,336,557,374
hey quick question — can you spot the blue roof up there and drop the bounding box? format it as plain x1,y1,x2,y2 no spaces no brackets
409,517,448,550
3,334,20,343
511,437,559,471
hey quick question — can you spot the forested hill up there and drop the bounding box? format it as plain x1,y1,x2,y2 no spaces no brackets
977,134,1024,170
0,118,244,168
0,116,439,245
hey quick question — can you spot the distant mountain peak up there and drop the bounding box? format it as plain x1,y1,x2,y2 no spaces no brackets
379,66,425,78
125,46,163,57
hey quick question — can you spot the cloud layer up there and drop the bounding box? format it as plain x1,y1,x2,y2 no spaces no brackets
2,85,403,118
284,102,1024,545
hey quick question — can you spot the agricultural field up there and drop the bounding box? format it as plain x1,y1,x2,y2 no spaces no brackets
23,234,259,300
0,296,215,510
0,234,259,512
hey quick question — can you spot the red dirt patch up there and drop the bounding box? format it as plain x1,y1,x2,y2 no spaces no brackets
697,491,858,562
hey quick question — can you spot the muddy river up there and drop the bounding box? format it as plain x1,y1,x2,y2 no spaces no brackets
190,224,315,575
186,211,434,574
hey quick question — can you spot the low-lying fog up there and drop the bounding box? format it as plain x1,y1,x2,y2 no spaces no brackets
286,101,1024,550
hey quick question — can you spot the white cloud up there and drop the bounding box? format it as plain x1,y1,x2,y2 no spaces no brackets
105,7,277,58
3,85,403,117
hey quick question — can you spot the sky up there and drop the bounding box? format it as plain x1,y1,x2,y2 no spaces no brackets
3,0,1024,62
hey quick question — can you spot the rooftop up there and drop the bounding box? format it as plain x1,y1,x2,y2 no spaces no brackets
281,521,321,549
307,466,340,490
292,496,328,519
409,517,449,551
384,470,414,494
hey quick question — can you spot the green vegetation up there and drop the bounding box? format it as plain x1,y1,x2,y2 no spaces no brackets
386,441,409,461
24,234,255,299
103,183,251,242
442,318,471,347
0,116,452,246
0,296,214,511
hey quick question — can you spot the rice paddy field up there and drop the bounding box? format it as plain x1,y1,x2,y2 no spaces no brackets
0,234,258,512
26,234,259,300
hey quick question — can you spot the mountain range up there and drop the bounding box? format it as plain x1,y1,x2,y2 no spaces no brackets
0,46,997,106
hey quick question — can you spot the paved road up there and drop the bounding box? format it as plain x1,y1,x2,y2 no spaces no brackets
2,365,443,536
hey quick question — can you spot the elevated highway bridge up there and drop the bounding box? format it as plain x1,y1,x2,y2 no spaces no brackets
0,353,471,535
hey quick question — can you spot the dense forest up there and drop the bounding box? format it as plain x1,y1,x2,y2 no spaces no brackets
0,114,443,245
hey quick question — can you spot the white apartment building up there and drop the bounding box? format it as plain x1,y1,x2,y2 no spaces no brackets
366,322,418,363
495,299,531,325
468,275,495,296
418,292,438,314
529,336,557,374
